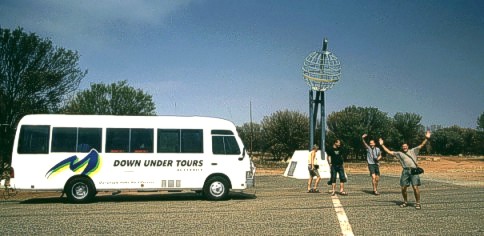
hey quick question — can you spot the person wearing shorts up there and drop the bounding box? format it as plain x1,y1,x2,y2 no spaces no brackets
326,139,347,196
379,130,431,210
307,145,321,193
362,134,382,195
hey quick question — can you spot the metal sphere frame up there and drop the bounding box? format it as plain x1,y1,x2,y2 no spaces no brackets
303,38,341,156
302,39,341,92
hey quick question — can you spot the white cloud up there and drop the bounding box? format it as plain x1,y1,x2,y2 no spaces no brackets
1,0,195,48
53,0,191,26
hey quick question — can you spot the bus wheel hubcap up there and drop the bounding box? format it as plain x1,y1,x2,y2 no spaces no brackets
72,183,88,199
210,181,224,197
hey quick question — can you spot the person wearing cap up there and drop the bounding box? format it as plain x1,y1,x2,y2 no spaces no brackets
307,144,321,193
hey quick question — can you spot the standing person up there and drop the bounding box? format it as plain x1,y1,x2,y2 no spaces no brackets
307,144,321,193
379,130,431,210
0,161,11,187
362,134,382,195
326,139,347,196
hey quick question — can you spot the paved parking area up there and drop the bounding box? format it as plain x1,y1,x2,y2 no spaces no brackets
324,174,484,235
1,174,483,235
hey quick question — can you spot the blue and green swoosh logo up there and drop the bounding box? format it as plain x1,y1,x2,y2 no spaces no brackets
45,149,102,178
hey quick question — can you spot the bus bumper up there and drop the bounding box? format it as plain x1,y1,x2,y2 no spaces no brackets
243,164,256,195
246,163,256,187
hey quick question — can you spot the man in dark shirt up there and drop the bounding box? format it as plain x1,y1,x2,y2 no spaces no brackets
326,139,347,196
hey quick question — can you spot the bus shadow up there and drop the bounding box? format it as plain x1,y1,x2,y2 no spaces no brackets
20,191,256,204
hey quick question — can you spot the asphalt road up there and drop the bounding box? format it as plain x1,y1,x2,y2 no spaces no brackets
1,174,483,235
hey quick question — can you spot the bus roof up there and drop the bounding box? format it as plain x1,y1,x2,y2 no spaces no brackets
17,114,237,130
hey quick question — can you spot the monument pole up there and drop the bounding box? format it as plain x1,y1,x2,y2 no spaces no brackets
303,38,341,160
283,37,341,179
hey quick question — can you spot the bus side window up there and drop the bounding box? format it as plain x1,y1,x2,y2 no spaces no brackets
51,127,102,153
157,129,180,153
52,127,77,152
212,135,240,155
18,125,50,154
224,136,240,154
131,128,153,153
78,128,102,152
106,128,129,153
181,129,203,153
157,129,203,153
212,136,225,154
77,143,91,152
211,130,240,155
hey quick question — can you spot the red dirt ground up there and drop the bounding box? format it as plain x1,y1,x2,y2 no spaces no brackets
257,156,484,186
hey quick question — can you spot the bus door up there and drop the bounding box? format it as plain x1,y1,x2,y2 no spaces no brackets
209,130,244,181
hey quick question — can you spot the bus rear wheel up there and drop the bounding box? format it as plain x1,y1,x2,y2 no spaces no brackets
204,176,229,200
65,177,95,203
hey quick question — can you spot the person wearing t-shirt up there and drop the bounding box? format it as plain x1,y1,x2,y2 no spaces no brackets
326,139,347,196
362,134,382,195
379,130,431,210
307,144,321,193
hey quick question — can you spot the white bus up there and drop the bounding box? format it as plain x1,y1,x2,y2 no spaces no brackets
10,114,255,203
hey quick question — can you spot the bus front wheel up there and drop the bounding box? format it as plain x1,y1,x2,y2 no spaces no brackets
65,177,95,203
204,176,229,200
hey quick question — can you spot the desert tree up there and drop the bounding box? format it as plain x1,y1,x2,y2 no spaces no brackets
237,122,264,156
431,125,484,155
261,110,308,161
430,126,465,155
392,112,425,147
0,27,86,163
61,80,156,115
327,106,394,159
478,112,484,131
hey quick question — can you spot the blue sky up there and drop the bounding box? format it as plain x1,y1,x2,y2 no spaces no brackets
1,0,483,128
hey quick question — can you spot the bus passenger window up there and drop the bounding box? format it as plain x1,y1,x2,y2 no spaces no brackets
130,129,153,153
157,129,203,153
52,127,77,152
18,125,50,154
106,128,129,153
77,143,91,152
51,127,103,153
78,128,102,152
157,129,180,153
181,129,203,153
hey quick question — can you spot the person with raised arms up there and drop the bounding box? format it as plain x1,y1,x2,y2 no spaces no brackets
362,134,382,195
379,130,431,210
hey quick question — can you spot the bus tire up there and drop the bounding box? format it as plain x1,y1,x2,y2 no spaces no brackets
65,176,95,203
204,176,229,200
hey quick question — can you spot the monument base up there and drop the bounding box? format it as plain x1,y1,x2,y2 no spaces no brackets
283,150,331,179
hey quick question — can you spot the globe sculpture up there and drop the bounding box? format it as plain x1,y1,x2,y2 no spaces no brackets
302,38,341,155
302,39,341,91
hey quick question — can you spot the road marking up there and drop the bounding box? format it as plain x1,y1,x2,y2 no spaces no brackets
331,195,354,236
